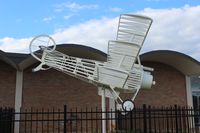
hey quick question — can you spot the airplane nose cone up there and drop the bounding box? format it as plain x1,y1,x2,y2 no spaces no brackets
141,71,154,89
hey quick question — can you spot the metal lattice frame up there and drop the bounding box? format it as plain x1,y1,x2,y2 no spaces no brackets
30,14,155,111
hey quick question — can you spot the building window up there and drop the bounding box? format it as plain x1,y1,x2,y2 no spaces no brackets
190,75,200,126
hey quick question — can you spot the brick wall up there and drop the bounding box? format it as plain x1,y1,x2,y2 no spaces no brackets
22,62,187,109
22,65,102,110
134,62,187,107
0,61,16,107
0,60,188,109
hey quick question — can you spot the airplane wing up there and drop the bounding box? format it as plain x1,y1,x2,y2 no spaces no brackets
106,14,153,71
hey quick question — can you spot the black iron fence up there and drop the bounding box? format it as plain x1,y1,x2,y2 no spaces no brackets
0,107,15,133
0,105,200,133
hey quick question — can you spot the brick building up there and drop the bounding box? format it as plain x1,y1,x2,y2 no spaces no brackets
0,44,200,112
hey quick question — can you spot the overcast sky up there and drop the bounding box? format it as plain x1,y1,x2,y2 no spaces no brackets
0,0,200,61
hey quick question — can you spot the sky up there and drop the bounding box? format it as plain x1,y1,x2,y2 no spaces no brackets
0,0,200,61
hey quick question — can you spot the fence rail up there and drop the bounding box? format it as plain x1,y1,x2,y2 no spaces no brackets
0,105,200,133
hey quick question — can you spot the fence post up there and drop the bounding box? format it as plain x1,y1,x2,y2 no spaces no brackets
11,108,15,133
148,105,152,133
143,104,147,133
64,105,67,133
174,105,178,133
130,110,133,130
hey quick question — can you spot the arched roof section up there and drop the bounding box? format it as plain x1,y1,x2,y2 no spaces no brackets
0,50,18,69
19,44,107,70
55,44,107,61
140,50,200,76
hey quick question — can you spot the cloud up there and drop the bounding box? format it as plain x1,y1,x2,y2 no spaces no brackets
138,5,200,61
52,17,118,52
51,5,200,61
54,2,98,12
0,17,118,53
0,37,31,53
109,7,123,12
43,16,55,22
65,2,98,11
63,14,73,20
0,5,200,62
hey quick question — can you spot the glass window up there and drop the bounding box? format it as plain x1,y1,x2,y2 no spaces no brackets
190,75,200,126
191,75,200,91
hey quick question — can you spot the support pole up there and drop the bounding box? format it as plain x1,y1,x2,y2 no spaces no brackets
101,87,106,133
14,71,23,133
109,98,116,131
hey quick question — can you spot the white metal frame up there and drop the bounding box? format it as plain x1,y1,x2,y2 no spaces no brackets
29,14,155,109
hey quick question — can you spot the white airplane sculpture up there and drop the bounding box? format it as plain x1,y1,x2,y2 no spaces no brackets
29,14,155,111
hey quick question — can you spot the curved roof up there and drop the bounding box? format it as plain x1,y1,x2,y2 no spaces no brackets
0,44,199,76
19,44,107,70
140,50,200,76
55,44,107,61
0,50,18,69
